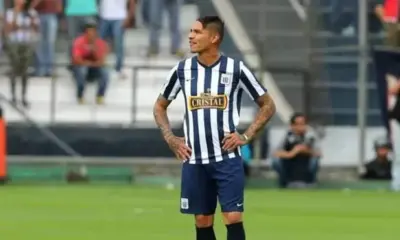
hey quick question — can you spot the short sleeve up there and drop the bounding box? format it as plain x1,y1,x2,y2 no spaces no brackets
239,61,267,101
305,130,321,152
72,38,81,59
160,65,181,101
274,132,289,153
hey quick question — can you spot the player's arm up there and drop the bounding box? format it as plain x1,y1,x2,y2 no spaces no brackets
222,62,275,151
153,66,191,160
240,63,276,141
243,92,275,141
154,95,175,141
153,65,181,141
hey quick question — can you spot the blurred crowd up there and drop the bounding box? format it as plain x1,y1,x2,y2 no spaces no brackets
243,112,392,189
0,0,186,107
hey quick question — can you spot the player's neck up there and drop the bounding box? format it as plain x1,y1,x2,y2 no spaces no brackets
197,51,221,67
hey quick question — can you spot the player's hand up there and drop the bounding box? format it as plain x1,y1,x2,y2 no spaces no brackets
222,132,247,152
166,136,192,161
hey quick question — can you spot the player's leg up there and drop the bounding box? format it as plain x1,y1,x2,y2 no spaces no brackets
181,162,217,240
213,157,246,240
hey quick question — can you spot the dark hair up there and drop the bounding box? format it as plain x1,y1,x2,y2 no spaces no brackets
290,112,306,124
197,16,225,43
84,19,98,31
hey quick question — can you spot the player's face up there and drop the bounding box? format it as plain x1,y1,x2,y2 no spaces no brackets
188,21,219,53
291,116,307,135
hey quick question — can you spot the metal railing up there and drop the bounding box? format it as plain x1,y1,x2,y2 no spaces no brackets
0,62,184,125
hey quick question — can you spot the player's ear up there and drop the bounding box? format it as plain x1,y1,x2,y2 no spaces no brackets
211,33,220,44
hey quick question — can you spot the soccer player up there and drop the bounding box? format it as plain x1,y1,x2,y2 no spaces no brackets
153,16,276,240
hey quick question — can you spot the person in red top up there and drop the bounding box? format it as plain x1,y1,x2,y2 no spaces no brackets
72,21,109,104
375,0,400,46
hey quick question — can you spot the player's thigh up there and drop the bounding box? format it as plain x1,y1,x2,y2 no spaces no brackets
180,162,217,215
213,157,245,213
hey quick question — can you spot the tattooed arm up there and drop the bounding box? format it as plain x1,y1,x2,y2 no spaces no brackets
153,95,192,160
153,95,174,141
153,64,191,160
221,61,277,151
154,65,180,141
244,93,276,140
238,62,276,141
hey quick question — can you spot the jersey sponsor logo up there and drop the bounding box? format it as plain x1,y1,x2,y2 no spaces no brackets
188,92,227,111
181,198,189,209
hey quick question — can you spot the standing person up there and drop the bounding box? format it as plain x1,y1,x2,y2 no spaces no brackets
4,0,39,107
153,16,276,240
31,0,62,77
147,0,184,58
65,0,97,65
98,0,135,79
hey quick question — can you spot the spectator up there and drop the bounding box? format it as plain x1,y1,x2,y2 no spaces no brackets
72,21,109,105
31,0,62,77
99,0,135,79
361,137,392,180
0,0,4,18
65,0,97,65
5,0,39,107
375,0,400,47
147,0,184,58
272,113,321,188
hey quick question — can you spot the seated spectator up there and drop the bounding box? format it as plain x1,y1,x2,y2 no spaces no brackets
4,0,39,107
72,21,109,105
361,137,392,180
272,113,321,188
375,0,400,47
65,0,98,65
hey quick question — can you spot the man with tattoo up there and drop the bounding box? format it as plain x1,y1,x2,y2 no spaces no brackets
153,16,276,240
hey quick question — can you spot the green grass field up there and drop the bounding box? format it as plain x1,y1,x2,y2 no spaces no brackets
0,185,399,240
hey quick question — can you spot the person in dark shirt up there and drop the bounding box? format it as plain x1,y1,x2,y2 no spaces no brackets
361,137,392,180
272,113,321,188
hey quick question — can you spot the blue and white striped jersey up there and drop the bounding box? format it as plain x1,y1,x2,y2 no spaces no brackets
160,55,266,164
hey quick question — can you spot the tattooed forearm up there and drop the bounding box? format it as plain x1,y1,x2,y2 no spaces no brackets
244,93,276,140
153,95,175,141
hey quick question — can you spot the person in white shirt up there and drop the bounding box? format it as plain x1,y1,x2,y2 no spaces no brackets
4,0,39,107
99,0,135,79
